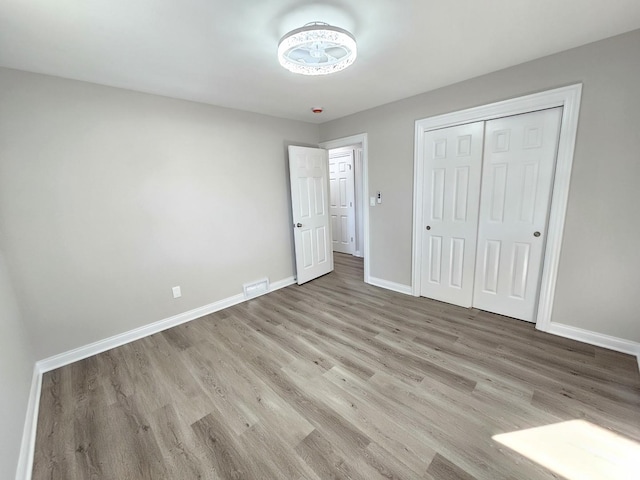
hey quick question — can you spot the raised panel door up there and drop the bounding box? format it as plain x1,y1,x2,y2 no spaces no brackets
420,122,484,307
289,146,334,284
473,107,562,321
329,150,356,255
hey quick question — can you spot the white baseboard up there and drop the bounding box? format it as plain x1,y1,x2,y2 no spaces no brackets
18,275,295,480
269,277,296,293
15,366,41,480
37,276,295,374
547,322,640,366
368,276,413,296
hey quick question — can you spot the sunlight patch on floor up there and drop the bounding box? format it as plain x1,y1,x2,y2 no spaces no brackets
493,420,640,480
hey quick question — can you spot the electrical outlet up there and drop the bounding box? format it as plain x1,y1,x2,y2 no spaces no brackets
172,286,182,298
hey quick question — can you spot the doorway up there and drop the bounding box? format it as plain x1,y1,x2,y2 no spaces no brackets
320,134,370,283
412,85,582,331
328,146,363,257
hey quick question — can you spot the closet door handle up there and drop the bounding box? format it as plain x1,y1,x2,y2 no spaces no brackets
426,226,431,230
533,231,541,237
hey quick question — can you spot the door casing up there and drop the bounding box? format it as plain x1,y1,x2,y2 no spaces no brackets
412,84,582,333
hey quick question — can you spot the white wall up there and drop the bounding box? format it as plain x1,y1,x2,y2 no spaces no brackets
0,67,319,359
0,250,34,479
320,29,640,343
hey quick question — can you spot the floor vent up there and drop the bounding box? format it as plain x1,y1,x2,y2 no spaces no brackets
243,278,270,299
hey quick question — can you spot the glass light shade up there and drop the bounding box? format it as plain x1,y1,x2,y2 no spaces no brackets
278,23,357,76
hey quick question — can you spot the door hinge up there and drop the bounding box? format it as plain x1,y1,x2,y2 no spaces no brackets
351,237,354,242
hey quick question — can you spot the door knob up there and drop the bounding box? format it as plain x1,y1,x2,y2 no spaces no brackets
296,223,303,228
426,226,431,230
533,231,541,237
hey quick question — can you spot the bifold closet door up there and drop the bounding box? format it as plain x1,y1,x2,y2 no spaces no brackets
420,122,484,307
473,107,562,321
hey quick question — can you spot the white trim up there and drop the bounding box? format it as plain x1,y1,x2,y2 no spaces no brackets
547,323,640,360
319,133,370,283
15,366,41,480
368,276,413,296
354,148,365,258
535,87,582,332
37,276,295,373
414,85,582,131
412,119,425,297
412,84,583,334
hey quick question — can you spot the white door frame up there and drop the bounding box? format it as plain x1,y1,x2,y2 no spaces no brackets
319,133,370,283
412,84,582,332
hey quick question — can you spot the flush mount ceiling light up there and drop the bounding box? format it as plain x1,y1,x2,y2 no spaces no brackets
278,22,357,76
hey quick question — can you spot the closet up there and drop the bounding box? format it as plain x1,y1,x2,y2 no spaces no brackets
419,107,562,322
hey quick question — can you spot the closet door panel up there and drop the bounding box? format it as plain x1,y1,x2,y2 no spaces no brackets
420,122,484,307
473,107,562,321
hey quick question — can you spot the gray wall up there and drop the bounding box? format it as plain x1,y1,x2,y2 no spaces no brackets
320,29,640,342
0,68,319,359
0,250,34,479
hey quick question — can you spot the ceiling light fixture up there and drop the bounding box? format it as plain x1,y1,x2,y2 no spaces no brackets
278,22,357,76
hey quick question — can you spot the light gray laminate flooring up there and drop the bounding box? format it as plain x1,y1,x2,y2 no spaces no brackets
33,253,640,479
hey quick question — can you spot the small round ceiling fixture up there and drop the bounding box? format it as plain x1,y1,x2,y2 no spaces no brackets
278,22,357,76
311,106,323,113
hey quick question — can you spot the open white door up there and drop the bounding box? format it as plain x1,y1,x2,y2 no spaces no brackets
288,145,334,285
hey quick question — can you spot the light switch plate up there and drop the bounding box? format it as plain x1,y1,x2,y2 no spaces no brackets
172,286,182,298
370,196,376,207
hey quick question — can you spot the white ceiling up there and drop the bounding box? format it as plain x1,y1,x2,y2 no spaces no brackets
2,0,640,123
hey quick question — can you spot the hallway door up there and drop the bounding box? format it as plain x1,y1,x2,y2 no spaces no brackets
329,149,356,255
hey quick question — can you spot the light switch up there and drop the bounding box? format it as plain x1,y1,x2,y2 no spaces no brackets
370,196,376,207
172,286,182,298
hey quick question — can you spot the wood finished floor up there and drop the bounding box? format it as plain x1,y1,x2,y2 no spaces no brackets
33,254,640,479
